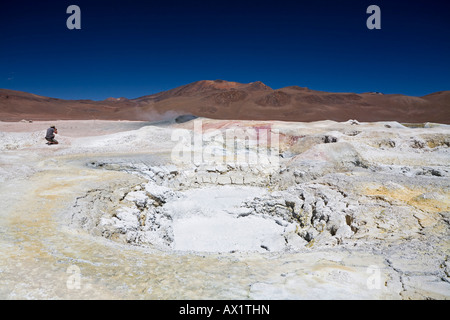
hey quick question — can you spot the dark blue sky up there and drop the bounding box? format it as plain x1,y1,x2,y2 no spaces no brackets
1,0,449,100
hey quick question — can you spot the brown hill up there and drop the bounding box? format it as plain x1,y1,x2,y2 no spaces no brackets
1,80,449,123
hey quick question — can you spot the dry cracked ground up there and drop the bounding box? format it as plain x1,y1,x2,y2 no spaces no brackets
0,118,449,299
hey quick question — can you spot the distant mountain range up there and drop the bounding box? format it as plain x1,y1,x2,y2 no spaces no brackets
1,80,449,123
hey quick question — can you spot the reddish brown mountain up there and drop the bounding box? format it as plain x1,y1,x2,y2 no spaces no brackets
1,80,449,123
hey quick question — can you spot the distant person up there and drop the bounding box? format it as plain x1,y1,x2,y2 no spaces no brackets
45,125,58,145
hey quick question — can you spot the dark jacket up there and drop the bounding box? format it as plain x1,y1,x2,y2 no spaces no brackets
45,127,55,139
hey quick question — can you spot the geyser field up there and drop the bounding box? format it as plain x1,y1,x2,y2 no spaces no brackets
0,118,449,299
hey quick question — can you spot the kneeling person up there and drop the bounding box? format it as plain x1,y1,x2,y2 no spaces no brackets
45,125,58,145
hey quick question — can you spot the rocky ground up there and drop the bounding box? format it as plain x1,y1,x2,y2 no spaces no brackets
0,118,448,299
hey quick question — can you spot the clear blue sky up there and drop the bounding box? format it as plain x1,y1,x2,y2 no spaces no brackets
1,0,449,100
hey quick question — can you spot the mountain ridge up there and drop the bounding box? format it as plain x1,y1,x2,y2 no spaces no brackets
1,80,449,123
